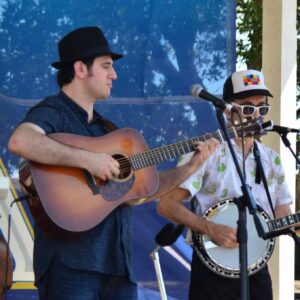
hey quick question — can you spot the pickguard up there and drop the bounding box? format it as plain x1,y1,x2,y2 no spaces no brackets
98,175,135,201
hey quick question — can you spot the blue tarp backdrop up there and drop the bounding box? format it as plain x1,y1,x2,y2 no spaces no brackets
0,0,236,299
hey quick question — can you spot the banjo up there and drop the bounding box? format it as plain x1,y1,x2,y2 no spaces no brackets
193,199,298,278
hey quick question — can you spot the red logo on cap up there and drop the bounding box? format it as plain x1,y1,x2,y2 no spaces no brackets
242,74,261,86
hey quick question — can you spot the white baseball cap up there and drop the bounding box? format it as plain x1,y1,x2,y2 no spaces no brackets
223,69,273,102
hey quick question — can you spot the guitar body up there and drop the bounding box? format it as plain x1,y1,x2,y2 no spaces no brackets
20,128,159,237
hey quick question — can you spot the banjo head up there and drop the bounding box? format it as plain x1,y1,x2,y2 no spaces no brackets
194,199,275,278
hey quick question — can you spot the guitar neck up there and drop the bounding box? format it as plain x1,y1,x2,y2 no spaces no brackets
129,127,238,170
267,212,300,232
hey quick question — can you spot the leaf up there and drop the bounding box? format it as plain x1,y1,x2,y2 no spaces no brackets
192,180,201,191
274,156,281,166
217,162,226,173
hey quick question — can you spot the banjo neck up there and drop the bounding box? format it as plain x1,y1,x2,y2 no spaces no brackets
267,212,300,233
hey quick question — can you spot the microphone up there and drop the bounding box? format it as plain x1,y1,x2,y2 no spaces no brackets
190,84,237,112
266,125,299,134
155,223,185,247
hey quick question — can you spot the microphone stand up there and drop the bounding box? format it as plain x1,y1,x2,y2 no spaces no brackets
215,108,266,300
275,132,300,168
150,223,185,300
150,247,167,300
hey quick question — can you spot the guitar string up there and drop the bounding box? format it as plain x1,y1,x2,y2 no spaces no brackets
90,122,260,179
115,128,239,175
116,132,221,170
115,125,263,176
90,124,258,178
115,118,266,176
115,128,243,174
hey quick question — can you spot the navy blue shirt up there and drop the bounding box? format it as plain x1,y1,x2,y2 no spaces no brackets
22,91,135,283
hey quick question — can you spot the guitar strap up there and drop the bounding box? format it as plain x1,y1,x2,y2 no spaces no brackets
253,142,300,241
190,197,202,251
97,116,119,133
253,141,276,218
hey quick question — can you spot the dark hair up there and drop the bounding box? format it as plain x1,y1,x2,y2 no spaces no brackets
56,57,96,88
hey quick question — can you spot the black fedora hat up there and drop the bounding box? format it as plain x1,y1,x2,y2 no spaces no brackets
51,26,123,69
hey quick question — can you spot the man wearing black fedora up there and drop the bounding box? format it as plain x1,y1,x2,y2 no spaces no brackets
8,26,218,299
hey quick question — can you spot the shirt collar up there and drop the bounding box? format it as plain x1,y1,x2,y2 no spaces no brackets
230,140,273,166
231,139,255,159
58,91,102,124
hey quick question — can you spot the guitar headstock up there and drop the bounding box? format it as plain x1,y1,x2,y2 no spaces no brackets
233,120,273,138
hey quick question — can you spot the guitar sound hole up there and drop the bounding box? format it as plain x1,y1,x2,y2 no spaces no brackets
112,154,132,180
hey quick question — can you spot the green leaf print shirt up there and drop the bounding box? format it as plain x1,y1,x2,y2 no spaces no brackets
177,141,293,216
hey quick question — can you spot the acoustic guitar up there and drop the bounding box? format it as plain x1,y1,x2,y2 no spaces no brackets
19,121,271,238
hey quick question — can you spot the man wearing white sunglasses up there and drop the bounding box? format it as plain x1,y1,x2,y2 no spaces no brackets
231,102,270,118
223,69,273,156
157,69,293,300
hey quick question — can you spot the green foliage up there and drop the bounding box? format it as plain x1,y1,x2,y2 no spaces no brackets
237,0,299,107
236,0,263,70
236,0,300,204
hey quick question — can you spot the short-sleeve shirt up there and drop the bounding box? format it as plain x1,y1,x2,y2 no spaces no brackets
178,141,292,217
22,91,135,283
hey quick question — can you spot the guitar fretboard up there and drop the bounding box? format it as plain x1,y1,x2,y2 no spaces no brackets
128,127,237,170
267,213,300,232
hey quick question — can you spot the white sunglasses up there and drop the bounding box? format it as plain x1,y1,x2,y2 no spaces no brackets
232,103,271,117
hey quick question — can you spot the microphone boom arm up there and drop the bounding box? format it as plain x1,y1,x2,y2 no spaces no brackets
277,132,300,169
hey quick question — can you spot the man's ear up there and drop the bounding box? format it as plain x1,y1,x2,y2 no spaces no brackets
74,61,88,79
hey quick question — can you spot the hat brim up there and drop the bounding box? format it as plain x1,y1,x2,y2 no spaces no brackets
234,89,273,99
51,51,124,69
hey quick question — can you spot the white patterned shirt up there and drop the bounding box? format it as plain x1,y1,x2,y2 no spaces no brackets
178,140,293,217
